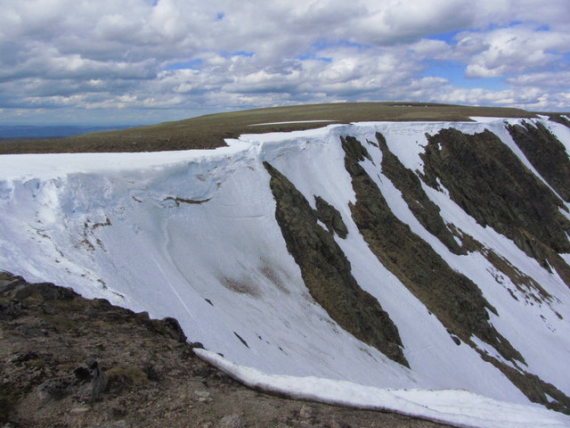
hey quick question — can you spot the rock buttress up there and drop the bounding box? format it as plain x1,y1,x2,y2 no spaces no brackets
376,132,464,254
264,161,408,367
507,121,570,202
420,127,570,286
342,135,522,363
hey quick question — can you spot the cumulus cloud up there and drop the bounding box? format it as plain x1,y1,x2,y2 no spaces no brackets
455,26,570,78
0,0,568,124
508,71,570,88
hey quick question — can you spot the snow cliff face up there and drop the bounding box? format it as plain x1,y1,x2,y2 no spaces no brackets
2,117,570,426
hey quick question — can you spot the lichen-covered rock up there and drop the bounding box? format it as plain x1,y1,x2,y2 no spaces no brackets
376,132,464,254
341,135,523,364
314,196,348,238
421,128,570,284
264,161,408,367
507,121,570,202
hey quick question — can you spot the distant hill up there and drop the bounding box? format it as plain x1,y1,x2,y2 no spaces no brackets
0,102,540,154
0,124,135,140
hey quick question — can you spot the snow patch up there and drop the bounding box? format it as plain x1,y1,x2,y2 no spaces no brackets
249,120,336,126
469,117,510,123
197,349,570,428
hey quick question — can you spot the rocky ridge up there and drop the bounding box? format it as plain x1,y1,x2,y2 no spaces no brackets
0,272,451,428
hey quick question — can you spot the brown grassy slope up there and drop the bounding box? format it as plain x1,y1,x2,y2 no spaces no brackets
0,102,535,154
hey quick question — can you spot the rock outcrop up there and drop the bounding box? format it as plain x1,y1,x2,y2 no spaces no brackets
0,272,448,428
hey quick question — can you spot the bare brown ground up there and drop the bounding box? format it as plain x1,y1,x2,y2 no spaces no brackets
0,273,454,428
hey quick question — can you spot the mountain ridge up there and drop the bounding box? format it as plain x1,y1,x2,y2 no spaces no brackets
1,106,570,427
0,102,541,154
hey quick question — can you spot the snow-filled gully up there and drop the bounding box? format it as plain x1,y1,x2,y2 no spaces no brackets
1,118,570,427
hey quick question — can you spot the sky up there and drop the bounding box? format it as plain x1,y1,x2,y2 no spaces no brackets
1,0,569,125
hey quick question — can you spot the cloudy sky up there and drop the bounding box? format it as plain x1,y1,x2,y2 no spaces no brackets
1,0,569,125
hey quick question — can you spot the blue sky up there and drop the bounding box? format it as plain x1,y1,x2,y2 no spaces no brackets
0,0,569,125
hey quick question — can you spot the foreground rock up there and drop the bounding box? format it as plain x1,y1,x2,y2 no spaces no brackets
0,272,451,428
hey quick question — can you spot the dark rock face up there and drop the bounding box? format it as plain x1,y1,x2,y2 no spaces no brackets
507,121,570,202
0,300,24,321
342,134,570,414
420,128,570,284
542,114,570,128
376,132,464,254
37,377,74,401
481,353,570,415
315,195,348,239
456,229,554,305
341,135,523,363
264,161,408,367
384,128,570,414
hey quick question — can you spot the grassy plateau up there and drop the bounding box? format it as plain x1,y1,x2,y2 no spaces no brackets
0,102,561,154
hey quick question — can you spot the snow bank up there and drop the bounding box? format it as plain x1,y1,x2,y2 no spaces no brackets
196,349,570,428
249,120,336,126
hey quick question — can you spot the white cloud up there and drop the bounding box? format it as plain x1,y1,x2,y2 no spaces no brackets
456,26,570,78
0,0,569,124
409,39,453,59
508,71,570,88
